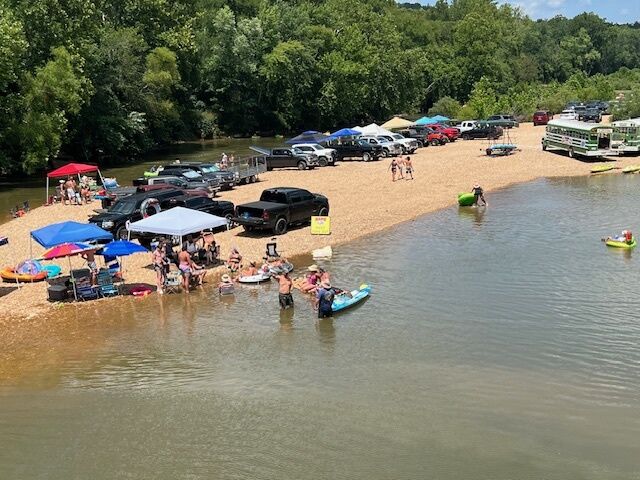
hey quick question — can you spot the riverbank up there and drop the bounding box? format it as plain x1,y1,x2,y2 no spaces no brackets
0,122,633,332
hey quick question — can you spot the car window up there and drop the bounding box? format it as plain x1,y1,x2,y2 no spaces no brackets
260,191,288,204
300,192,314,201
297,146,311,152
290,194,303,203
110,200,136,214
181,170,200,180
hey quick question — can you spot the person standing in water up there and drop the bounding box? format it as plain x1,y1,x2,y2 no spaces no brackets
315,281,336,319
388,158,398,182
472,184,487,206
404,156,414,180
275,271,294,309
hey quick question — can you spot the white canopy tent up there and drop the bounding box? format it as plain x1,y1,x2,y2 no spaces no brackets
127,207,228,243
353,123,395,136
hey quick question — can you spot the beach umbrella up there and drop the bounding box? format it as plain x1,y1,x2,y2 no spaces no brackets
381,116,415,130
40,242,96,300
99,240,148,257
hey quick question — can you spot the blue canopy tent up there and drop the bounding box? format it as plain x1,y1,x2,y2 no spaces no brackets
31,221,113,249
431,115,450,123
328,128,362,140
285,131,329,145
415,116,436,125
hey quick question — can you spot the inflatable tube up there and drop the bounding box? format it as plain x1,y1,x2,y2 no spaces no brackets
219,284,235,295
458,192,475,207
269,262,293,276
605,238,637,249
42,265,62,278
131,285,153,297
140,198,160,218
238,273,271,284
332,284,371,312
0,267,48,283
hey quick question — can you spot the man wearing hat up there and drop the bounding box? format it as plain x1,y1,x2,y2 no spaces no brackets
218,274,234,294
315,280,336,318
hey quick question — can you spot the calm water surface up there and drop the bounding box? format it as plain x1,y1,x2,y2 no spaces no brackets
0,138,280,225
1,175,640,479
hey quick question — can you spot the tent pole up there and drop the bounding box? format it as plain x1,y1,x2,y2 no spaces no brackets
97,169,106,188
46,178,49,204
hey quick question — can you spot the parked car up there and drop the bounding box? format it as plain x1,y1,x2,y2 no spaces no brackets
429,124,460,141
487,114,519,128
264,147,319,170
360,136,403,157
379,133,419,154
533,110,553,126
460,123,503,140
145,175,217,195
458,120,477,133
162,162,237,190
581,108,602,122
89,189,186,241
573,105,587,120
291,143,336,167
401,127,448,146
329,139,383,161
232,187,329,235
98,183,208,209
164,195,235,222
559,109,579,120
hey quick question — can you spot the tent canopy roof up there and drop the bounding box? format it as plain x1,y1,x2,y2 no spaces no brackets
127,207,227,237
380,116,415,130
31,221,113,248
353,123,395,136
47,162,99,178
415,116,436,125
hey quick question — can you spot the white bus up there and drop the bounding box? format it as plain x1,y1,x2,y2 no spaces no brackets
542,119,619,158
611,118,640,153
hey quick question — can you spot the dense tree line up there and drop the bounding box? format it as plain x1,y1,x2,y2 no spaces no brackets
1,0,640,174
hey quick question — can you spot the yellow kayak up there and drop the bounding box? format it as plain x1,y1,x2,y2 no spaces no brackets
591,164,615,174
622,165,640,174
605,238,637,249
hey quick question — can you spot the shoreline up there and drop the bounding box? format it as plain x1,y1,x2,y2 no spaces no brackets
1,121,635,349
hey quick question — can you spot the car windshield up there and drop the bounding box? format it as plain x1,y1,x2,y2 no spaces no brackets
110,200,136,214
182,170,202,180
260,191,288,204
200,165,219,173
391,134,403,140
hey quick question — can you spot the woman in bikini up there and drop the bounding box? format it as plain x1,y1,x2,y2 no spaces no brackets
227,247,242,273
388,158,398,182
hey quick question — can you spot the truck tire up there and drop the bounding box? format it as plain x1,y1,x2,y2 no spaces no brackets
250,175,257,183
542,142,547,151
430,139,440,146
362,152,372,162
382,148,390,157
225,213,235,228
115,225,128,241
462,134,470,140
568,148,575,158
273,217,288,235
243,225,255,233
318,157,328,167
297,161,307,170
318,207,329,217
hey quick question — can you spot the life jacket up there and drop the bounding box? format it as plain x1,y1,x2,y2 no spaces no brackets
625,231,633,243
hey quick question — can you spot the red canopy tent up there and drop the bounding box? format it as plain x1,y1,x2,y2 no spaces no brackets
46,162,104,203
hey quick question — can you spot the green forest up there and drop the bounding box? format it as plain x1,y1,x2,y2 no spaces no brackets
2,0,640,174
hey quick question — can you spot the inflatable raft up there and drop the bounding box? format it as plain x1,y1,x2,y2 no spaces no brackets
605,237,637,249
458,192,475,207
237,272,271,284
1,267,48,283
332,284,371,313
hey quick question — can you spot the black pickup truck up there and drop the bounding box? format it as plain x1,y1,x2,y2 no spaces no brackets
162,163,237,190
327,139,383,162
232,187,329,235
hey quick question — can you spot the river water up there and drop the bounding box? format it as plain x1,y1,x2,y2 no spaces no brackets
1,175,640,479
0,138,280,225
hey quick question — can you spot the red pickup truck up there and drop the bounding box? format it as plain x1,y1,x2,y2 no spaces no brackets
429,124,460,141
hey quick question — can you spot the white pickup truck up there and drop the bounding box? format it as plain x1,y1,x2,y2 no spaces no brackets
360,136,403,157
292,143,337,167
378,133,419,154
458,120,477,133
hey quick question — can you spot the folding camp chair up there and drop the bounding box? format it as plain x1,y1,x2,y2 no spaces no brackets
96,270,119,297
265,240,281,259
164,271,182,294
73,277,99,301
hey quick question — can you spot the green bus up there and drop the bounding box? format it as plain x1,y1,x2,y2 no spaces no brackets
542,119,619,158
611,118,640,153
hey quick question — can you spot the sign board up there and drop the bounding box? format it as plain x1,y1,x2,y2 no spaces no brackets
311,216,331,235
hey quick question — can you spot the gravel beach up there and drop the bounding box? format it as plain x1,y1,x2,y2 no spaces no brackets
0,121,628,333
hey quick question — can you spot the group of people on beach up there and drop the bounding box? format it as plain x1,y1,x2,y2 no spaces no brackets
389,156,414,182
55,176,92,205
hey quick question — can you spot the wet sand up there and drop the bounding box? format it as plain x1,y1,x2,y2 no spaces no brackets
0,122,630,333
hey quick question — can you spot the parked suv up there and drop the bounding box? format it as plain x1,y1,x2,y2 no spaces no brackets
581,108,602,123
89,189,185,241
487,115,519,128
379,133,419,154
162,163,237,190
145,175,217,196
265,147,319,170
292,143,336,167
329,139,383,161
461,123,503,140
429,124,460,141
533,110,553,126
